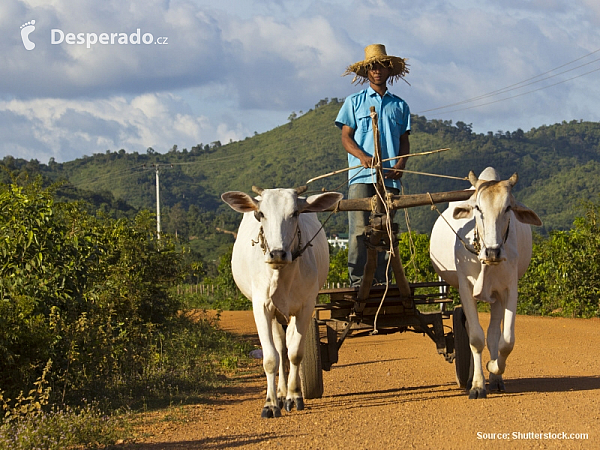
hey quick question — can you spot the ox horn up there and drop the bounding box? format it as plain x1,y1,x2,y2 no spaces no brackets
295,185,308,195
508,173,518,187
252,186,264,195
468,171,478,187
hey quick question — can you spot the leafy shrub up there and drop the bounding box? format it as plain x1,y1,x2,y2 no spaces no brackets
398,231,438,282
0,401,127,450
181,246,251,311
327,246,349,285
0,178,182,402
0,360,127,449
519,199,600,318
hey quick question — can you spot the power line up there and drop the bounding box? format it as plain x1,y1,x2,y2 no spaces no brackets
427,65,600,116
417,46,600,115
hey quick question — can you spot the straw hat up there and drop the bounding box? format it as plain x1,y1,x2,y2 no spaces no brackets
343,44,409,85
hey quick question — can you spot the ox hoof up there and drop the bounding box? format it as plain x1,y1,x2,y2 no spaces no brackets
277,397,285,409
261,405,282,418
488,374,506,393
284,397,305,412
468,387,487,399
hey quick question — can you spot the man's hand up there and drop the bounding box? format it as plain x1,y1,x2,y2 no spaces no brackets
385,131,410,179
341,125,374,168
358,153,374,168
384,160,406,179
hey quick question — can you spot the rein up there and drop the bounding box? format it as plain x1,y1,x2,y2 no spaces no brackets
428,193,479,256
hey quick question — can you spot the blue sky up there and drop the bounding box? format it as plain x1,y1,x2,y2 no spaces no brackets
2,0,600,162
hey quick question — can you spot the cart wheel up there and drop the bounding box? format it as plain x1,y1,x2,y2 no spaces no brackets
300,317,324,399
453,306,473,389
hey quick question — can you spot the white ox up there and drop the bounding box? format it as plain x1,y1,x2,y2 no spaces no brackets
221,186,343,417
430,168,542,399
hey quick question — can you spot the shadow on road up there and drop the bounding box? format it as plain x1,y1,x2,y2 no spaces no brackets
332,357,412,369
120,431,295,449
308,382,464,412
507,375,600,394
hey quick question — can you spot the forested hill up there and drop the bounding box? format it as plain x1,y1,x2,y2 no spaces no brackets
4,98,600,251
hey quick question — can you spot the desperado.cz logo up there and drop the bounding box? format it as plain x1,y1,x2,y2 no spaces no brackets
20,19,168,50
51,28,168,48
20,20,36,50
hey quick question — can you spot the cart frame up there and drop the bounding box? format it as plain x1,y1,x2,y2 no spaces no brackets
299,107,474,399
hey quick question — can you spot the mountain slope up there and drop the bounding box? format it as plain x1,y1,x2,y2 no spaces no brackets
5,100,600,240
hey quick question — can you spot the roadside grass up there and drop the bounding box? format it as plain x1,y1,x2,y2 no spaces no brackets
174,286,252,311
0,311,255,449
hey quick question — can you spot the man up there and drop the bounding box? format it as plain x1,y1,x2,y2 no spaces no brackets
335,44,411,287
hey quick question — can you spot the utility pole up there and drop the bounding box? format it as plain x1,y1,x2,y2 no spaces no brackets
144,163,173,240
154,164,162,239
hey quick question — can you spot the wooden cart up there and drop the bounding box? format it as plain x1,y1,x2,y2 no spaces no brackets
299,107,473,399
299,282,472,399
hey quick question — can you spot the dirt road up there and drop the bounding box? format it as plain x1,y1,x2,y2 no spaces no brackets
127,311,599,449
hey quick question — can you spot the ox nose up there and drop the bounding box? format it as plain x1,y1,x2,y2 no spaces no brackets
269,250,287,262
485,247,501,261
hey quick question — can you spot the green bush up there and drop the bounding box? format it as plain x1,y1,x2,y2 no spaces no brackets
519,199,600,318
0,177,257,446
0,361,127,449
0,178,182,401
0,402,126,450
327,246,349,286
181,246,251,311
398,231,438,282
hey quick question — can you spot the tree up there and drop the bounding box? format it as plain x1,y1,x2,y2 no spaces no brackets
315,98,328,109
0,178,183,399
519,199,600,318
165,202,188,238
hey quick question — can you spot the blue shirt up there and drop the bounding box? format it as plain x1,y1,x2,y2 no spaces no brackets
335,87,410,189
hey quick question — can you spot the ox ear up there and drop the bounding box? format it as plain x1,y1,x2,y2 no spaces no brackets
221,191,259,213
298,192,343,213
452,202,474,220
512,201,543,226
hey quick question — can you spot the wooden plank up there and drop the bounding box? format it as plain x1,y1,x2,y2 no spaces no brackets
324,189,473,212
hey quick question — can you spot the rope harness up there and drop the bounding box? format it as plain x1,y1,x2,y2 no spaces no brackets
478,216,511,259
427,192,511,259
251,226,305,260
251,226,269,254
251,209,337,262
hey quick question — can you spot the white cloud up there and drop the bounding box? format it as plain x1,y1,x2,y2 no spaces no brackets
2,0,230,98
0,93,244,162
1,0,600,163
222,13,351,110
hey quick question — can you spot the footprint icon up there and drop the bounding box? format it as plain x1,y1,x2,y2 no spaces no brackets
20,20,36,51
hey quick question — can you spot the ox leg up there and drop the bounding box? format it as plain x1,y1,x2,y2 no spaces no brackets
486,299,506,392
487,291,517,392
252,303,282,418
460,285,487,399
272,318,289,408
284,308,312,412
